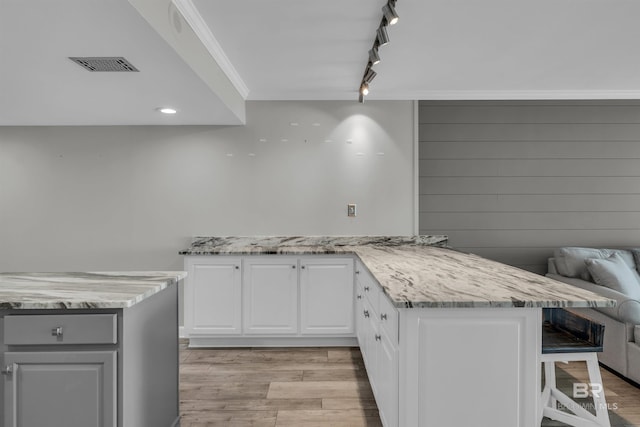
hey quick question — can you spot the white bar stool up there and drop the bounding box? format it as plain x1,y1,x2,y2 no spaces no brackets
540,309,611,427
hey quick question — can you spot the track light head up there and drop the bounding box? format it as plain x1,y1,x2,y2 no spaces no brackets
382,2,399,25
358,93,365,103
376,26,389,46
360,82,369,96
363,67,377,84
369,48,380,65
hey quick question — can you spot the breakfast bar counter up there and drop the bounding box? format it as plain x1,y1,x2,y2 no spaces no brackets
181,236,614,427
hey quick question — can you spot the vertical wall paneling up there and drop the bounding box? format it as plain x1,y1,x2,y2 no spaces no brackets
418,100,640,274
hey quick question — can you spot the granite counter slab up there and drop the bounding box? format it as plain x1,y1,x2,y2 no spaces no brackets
179,235,449,255
180,236,614,309
352,246,615,309
0,271,187,310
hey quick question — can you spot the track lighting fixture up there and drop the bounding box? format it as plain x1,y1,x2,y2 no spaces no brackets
357,1,399,103
363,67,377,84
369,47,380,65
382,2,399,26
376,26,389,46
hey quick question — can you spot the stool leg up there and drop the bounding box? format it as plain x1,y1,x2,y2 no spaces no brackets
585,354,611,427
544,361,558,409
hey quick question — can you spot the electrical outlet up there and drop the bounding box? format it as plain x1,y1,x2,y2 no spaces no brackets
347,204,357,217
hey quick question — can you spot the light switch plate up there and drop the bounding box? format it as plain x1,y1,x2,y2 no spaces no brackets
347,204,357,217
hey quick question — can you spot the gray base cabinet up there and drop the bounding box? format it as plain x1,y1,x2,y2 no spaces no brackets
0,284,179,427
4,351,116,427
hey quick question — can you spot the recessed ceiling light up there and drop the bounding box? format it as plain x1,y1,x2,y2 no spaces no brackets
157,107,177,114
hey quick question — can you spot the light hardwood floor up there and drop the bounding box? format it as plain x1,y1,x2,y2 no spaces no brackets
179,342,640,427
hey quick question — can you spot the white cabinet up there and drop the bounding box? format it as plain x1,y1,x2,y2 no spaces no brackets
355,262,398,427
184,257,242,335
243,258,298,335
300,258,354,335
183,255,356,346
3,351,116,427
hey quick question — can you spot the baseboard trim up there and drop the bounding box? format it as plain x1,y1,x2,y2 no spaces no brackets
187,336,358,348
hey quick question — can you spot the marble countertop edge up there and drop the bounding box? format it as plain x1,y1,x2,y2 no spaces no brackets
0,271,187,310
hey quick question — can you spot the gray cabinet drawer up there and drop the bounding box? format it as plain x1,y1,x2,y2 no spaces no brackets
3,314,117,345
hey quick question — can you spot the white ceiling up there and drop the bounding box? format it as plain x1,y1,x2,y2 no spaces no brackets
3,0,640,125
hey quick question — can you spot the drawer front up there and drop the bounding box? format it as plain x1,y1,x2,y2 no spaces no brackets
4,314,117,345
357,268,379,314
379,293,399,344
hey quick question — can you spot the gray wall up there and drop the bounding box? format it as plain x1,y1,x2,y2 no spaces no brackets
0,100,417,272
419,100,640,274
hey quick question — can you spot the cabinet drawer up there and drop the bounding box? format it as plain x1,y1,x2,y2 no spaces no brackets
357,268,379,313
4,314,118,345
379,293,399,344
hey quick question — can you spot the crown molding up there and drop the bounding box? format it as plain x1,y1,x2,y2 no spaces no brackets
366,89,640,101
172,0,250,99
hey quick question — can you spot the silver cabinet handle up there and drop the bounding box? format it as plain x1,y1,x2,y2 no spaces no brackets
375,334,381,341
364,286,370,292
301,265,306,269
51,326,63,337
357,295,362,300
355,270,360,275
381,313,387,321
364,310,370,318
235,265,240,270
292,265,296,269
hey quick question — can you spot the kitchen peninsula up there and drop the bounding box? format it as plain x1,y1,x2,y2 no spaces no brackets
180,236,614,427
0,271,185,427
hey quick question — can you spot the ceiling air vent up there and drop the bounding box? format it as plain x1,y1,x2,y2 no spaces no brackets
68,57,139,72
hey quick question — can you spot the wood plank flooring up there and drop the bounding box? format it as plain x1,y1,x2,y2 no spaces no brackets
179,342,640,427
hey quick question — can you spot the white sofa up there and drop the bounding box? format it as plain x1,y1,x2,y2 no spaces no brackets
546,247,640,384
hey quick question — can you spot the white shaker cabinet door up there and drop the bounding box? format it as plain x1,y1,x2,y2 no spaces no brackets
243,257,299,334
3,351,116,427
185,257,242,335
300,258,354,335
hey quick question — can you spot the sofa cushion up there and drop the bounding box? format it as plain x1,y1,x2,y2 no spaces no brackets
554,247,635,281
636,325,640,345
585,253,640,300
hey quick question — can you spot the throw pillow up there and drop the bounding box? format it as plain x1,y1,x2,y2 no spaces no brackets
584,253,640,300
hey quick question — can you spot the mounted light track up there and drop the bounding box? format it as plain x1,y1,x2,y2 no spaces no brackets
357,1,399,103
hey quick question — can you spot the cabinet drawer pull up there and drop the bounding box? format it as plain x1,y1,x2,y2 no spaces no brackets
381,313,387,321
364,310,370,318
301,265,306,269
292,265,296,269
235,265,240,270
375,334,381,341
355,270,360,275
357,295,362,300
364,286,370,292
51,327,63,337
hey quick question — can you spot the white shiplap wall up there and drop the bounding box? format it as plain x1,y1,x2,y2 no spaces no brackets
418,100,640,274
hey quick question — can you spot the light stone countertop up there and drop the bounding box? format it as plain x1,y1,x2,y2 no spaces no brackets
352,245,615,309
180,236,614,309
179,235,449,255
0,271,187,310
